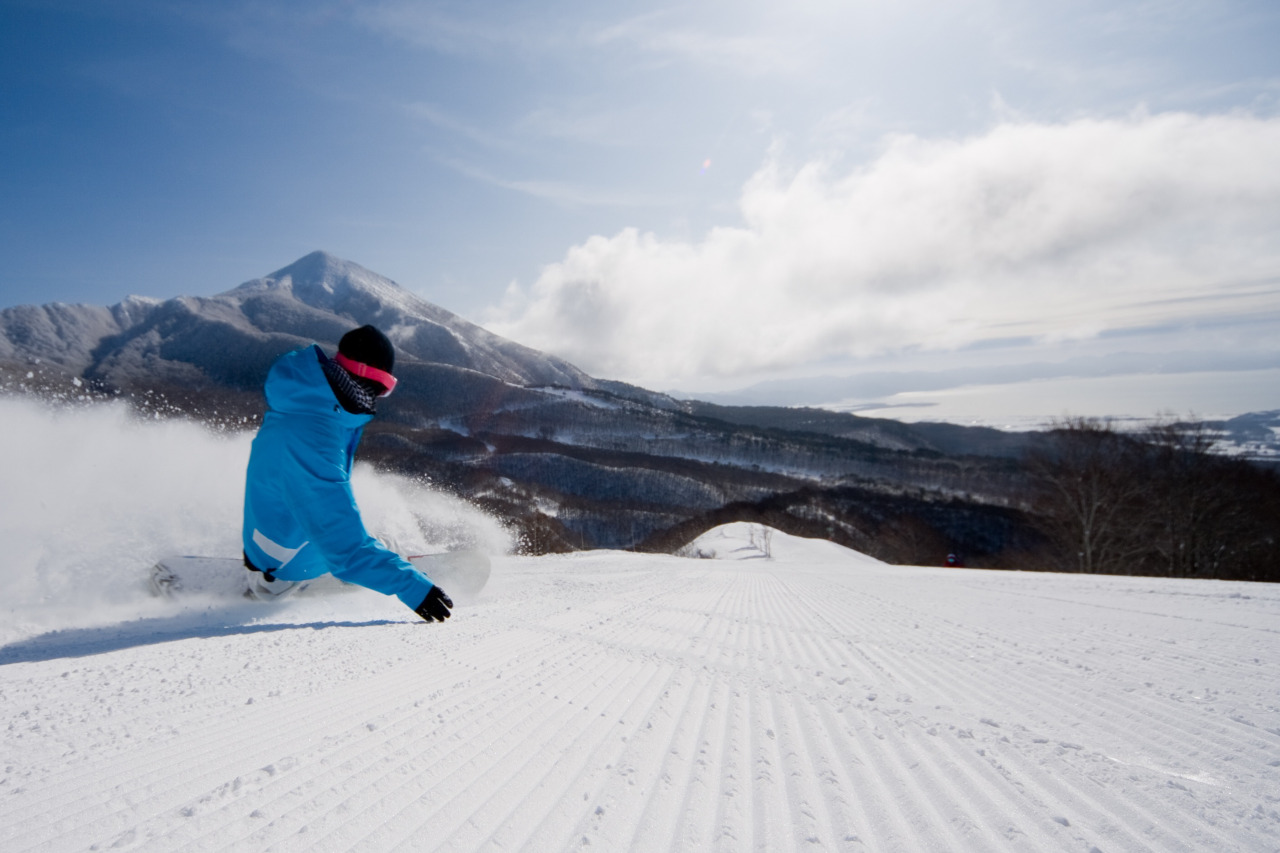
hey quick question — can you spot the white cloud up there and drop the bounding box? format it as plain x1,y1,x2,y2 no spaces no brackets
484,112,1280,388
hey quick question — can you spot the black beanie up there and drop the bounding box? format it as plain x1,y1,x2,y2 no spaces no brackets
338,325,395,374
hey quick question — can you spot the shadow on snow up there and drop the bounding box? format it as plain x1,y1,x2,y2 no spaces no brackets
0,613,404,665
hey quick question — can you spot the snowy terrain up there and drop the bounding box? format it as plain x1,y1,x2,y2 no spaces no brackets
0,251,597,395
2,398,1279,852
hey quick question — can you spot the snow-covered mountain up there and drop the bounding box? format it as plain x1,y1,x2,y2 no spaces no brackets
226,251,601,388
1210,409,1280,463
0,251,599,393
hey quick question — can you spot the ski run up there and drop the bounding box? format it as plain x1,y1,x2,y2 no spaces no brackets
2,522,1278,852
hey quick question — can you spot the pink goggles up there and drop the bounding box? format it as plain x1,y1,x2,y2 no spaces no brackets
334,352,398,397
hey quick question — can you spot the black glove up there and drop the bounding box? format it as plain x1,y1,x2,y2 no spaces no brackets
415,585,453,622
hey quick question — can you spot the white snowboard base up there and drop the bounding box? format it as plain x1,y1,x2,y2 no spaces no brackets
150,550,491,603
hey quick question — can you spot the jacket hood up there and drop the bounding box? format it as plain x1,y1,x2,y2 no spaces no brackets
264,345,374,429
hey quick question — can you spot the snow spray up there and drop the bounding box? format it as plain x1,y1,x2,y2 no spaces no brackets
0,397,510,641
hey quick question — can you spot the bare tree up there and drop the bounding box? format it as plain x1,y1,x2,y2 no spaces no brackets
1140,417,1279,579
1141,418,1217,577
748,523,774,558
1027,417,1149,574
1028,414,1280,581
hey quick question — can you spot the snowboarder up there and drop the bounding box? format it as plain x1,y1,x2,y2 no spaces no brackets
241,325,453,622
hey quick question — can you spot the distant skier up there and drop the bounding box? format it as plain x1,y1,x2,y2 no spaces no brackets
241,324,453,622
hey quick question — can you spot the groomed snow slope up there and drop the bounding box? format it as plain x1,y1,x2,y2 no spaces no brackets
2,522,1279,852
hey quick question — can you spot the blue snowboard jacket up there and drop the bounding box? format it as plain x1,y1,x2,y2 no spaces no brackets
242,345,433,609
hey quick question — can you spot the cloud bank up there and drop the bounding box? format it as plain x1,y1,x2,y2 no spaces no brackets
485,112,1280,389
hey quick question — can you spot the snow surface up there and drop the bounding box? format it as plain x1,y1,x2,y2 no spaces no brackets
2,400,1280,851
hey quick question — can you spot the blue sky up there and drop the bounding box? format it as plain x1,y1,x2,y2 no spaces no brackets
3,0,1280,419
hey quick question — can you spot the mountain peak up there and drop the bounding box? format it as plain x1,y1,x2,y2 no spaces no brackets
229,250,426,319
265,250,361,284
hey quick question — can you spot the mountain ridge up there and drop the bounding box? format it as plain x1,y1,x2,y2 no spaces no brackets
4,252,1272,467
8,251,1271,567
0,251,610,397
2,251,1053,559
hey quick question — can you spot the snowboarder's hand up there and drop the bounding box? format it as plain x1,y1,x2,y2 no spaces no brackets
415,585,453,622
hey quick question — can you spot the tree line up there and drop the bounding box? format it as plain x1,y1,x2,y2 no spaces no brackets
1027,417,1280,582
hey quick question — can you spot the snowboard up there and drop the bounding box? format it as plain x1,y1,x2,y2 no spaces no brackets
150,550,491,603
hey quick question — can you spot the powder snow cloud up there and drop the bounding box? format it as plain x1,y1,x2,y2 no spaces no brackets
485,112,1280,389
